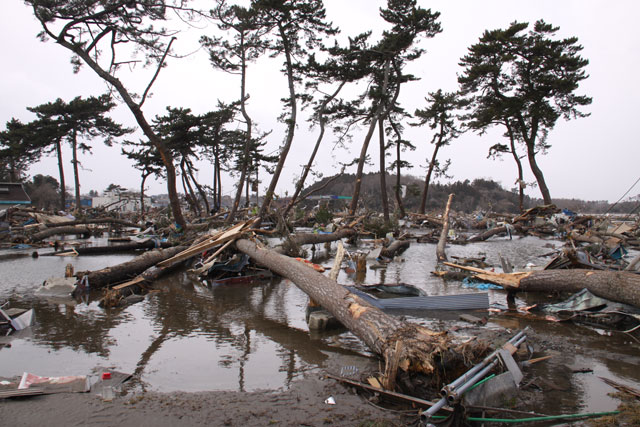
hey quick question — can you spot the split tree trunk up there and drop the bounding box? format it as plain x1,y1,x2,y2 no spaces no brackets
236,238,460,389
436,194,454,262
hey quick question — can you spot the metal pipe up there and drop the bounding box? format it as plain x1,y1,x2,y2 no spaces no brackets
421,330,528,424
440,329,526,397
446,335,526,403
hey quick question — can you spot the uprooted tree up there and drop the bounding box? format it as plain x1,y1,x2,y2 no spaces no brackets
236,238,483,390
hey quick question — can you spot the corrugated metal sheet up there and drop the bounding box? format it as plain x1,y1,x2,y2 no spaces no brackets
346,287,489,311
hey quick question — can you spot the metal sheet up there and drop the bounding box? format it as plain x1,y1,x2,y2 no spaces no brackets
346,287,489,311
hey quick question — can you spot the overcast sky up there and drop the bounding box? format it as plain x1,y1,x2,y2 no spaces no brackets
2,0,639,203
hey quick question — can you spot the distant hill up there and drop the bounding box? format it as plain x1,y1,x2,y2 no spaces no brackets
301,172,637,215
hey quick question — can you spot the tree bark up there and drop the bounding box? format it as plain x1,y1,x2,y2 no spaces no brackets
436,194,454,262
228,32,252,225
420,131,443,215
55,138,66,211
447,263,640,308
378,117,390,224
42,217,142,229
235,238,461,388
380,240,410,259
71,130,81,214
505,121,525,213
468,225,508,242
275,228,356,256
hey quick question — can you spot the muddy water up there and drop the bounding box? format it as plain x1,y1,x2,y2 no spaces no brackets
1,235,639,417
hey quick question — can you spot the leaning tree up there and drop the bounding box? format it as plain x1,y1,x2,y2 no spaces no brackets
26,0,200,227
413,89,460,214
251,0,338,221
458,20,592,204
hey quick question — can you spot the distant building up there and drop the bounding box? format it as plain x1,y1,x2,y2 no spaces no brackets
92,190,151,212
0,182,31,206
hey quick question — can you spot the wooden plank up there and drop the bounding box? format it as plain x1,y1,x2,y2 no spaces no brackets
156,221,251,268
112,276,146,291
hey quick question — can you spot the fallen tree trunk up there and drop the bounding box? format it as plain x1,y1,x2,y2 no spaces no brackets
436,194,454,262
444,262,640,308
276,228,356,256
380,240,410,258
41,217,142,229
43,240,173,256
73,245,187,294
517,270,640,308
28,226,91,243
236,238,474,390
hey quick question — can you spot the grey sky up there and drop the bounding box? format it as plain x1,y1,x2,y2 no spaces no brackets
2,1,639,203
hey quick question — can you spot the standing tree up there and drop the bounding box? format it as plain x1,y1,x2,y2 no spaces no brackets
348,0,441,218
27,95,131,213
23,174,61,211
281,33,374,218
27,0,198,227
0,119,41,182
458,20,592,204
251,0,338,220
413,89,460,214
202,1,269,223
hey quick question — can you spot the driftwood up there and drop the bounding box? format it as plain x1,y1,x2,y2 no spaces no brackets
73,245,187,295
28,226,91,243
236,238,477,390
444,262,640,308
436,194,454,262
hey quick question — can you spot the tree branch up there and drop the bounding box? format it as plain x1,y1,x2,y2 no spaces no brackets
139,36,177,108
